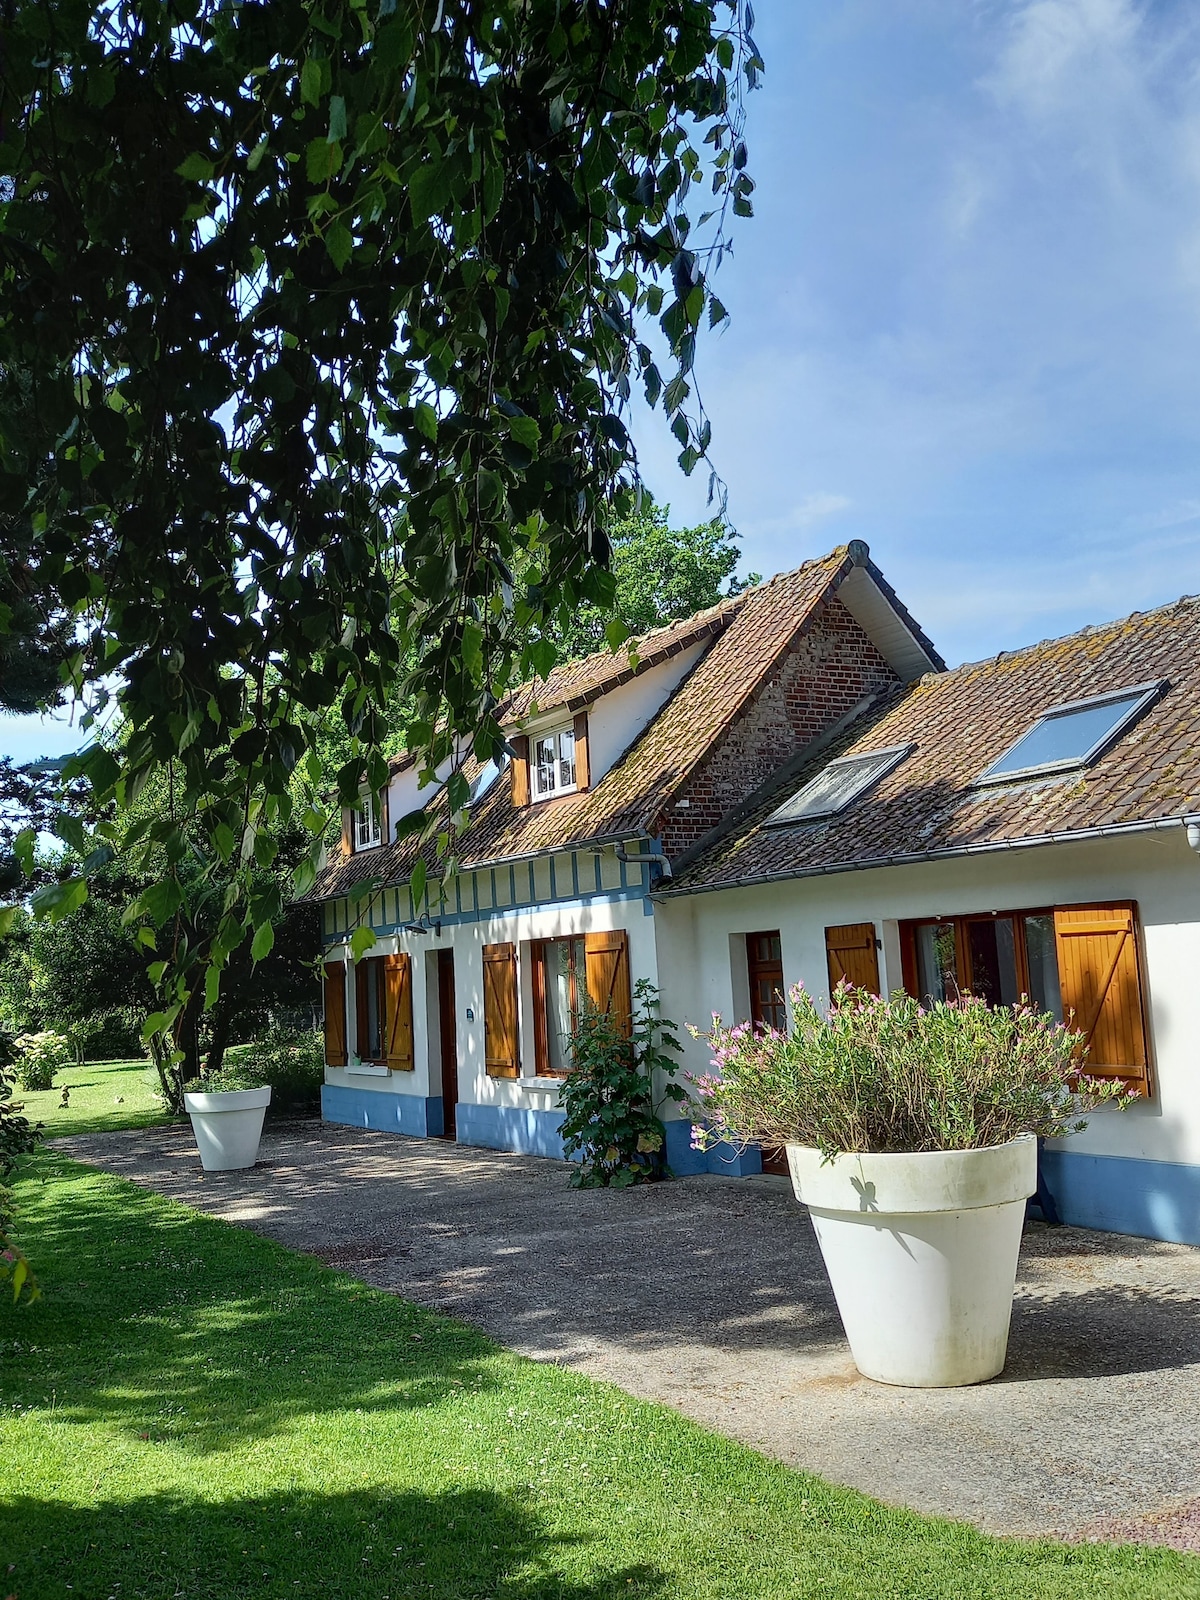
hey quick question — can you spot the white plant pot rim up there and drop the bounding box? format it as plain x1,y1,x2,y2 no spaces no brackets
785,1133,1036,1215
183,1086,272,1114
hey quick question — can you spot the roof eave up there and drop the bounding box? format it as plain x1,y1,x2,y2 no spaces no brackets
657,812,1200,899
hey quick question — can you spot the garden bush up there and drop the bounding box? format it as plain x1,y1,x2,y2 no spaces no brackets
558,981,687,1187
689,982,1135,1159
201,1027,325,1116
13,1030,73,1093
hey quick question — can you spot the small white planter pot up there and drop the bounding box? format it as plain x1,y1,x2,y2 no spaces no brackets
787,1135,1037,1388
183,1086,272,1172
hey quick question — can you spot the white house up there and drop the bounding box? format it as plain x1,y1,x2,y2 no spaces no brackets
312,543,1200,1246
658,592,1200,1243
311,541,942,1172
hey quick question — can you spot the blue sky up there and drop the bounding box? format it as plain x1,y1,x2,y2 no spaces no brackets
634,0,1200,663
6,0,1200,764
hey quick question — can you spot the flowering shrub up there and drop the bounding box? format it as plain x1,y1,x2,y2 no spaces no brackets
558,981,688,1188
688,983,1136,1159
13,1030,73,1093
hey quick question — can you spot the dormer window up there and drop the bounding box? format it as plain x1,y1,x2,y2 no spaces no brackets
532,727,576,801
353,794,382,850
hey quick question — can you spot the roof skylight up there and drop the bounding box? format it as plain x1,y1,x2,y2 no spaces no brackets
977,682,1164,785
766,745,912,826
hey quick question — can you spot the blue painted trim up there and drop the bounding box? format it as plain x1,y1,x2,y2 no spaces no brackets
322,1084,444,1138
663,1119,765,1178
320,883,652,946
456,1102,568,1160
1040,1149,1200,1246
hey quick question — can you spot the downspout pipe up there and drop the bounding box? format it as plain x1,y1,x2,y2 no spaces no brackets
614,843,673,882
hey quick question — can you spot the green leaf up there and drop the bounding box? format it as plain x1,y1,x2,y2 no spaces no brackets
0,906,21,939
604,618,630,652
53,813,90,856
175,152,214,181
300,57,323,107
325,221,354,270
414,400,438,442
246,135,269,172
461,619,483,680
147,961,168,983
410,857,427,912
251,921,275,962
306,137,343,183
30,877,88,923
409,158,450,222
327,94,347,143
349,925,376,961
506,414,540,452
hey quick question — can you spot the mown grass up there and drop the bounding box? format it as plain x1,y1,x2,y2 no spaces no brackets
18,1043,282,1142
1,1157,1196,1600
18,1056,174,1140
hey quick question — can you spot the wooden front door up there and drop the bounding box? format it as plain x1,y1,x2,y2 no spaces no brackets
437,949,458,1140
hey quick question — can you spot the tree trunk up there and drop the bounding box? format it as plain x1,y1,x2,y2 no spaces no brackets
205,1002,233,1080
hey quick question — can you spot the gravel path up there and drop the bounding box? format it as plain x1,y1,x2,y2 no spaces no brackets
59,1120,1200,1547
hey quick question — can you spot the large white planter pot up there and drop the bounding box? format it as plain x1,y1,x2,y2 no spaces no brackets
787,1135,1037,1388
183,1086,272,1172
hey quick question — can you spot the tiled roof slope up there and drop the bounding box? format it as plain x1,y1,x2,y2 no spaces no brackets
313,546,868,899
668,594,1200,895
384,596,742,776
502,596,742,722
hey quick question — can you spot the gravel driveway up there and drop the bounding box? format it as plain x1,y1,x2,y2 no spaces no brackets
60,1120,1200,1549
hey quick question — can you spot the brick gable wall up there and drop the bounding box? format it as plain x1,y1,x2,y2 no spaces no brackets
657,595,900,857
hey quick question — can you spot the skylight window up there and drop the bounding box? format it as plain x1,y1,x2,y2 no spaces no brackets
976,682,1164,785
766,745,912,826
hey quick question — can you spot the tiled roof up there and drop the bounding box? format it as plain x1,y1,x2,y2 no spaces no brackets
502,596,743,722
313,546,861,900
668,594,1200,895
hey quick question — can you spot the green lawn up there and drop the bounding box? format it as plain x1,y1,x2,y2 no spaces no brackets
18,1055,175,1139
1,1158,1196,1600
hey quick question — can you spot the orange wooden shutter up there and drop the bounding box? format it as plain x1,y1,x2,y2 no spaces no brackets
573,711,590,790
585,930,632,1036
510,736,530,808
1054,902,1151,1093
341,810,353,856
825,923,881,995
483,942,520,1077
384,952,414,1071
323,962,347,1067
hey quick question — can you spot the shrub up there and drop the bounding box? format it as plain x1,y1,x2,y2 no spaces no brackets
557,981,687,1188
688,982,1135,1159
1,1064,42,1304
201,1027,325,1116
13,1030,73,1093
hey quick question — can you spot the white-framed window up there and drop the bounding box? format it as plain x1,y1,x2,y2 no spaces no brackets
532,727,576,801
353,793,382,850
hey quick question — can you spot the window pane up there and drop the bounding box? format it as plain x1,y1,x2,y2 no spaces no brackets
366,961,383,1059
966,918,1019,1006
1024,914,1063,1021
535,736,557,796
916,923,957,1003
558,728,576,788
983,690,1151,779
767,746,910,825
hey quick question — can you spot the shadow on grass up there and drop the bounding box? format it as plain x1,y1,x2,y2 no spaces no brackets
0,1486,665,1600
6,1156,507,1455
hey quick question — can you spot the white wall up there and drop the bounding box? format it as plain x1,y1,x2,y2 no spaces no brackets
656,829,1200,1167
325,889,660,1117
